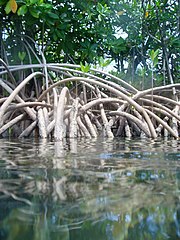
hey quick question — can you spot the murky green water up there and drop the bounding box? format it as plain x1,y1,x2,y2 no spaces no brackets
0,137,179,240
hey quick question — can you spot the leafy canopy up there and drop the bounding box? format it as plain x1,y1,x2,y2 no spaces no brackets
0,0,179,86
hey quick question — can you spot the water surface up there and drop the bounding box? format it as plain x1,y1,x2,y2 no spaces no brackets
0,137,179,240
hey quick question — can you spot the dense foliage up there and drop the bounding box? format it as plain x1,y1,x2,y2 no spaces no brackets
0,0,179,88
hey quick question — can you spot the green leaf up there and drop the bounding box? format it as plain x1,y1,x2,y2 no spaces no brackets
97,3,103,14
55,29,63,38
5,1,11,14
154,49,159,58
153,57,158,67
29,7,40,18
98,57,112,68
47,12,59,20
18,51,26,61
149,49,159,66
80,62,90,73
149,49,159,68
0,0,7,6
171,38,180,48
53,33,58,41
30,0,38,4
46,18,56,26
17,5,28,16
98,14,102,21
39,3,52,9
149,49,155,61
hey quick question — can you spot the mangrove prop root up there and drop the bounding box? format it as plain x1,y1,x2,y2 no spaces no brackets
0,63,179,139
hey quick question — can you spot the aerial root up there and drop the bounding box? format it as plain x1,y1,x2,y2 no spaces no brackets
0,63,180,139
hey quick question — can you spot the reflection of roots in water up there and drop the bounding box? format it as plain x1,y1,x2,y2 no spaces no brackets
2,193,180,240
0,166,178,215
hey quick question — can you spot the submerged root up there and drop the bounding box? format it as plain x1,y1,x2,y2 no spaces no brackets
0,62,180,139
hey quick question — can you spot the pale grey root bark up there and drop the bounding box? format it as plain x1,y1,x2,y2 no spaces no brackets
156,116,169,136
69,98,79,138
96,87,114,138
83,113,97,137
145,109,178,138
0,72,43,126
0,113,25,135
19,121,37,138
109,111,151,137
38,108,47,138
54,87,70,141
38,76,157,138
172,105,179,137
124,120,132,138
0,78,37,124
77,116,91,138
0,63,179,139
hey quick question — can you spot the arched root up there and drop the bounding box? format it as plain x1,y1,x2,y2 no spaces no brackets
0,64,179,139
